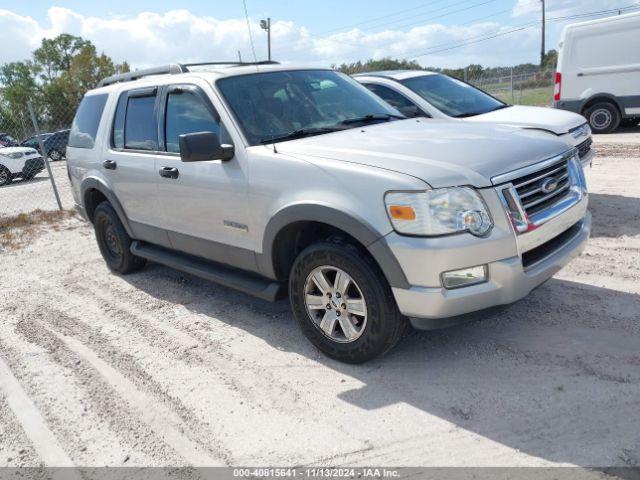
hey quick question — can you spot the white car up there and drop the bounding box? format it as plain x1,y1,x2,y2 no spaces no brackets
0,146,46,186
354,70,595,167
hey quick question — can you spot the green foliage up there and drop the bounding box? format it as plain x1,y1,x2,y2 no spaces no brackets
335,58,424,75
0,34,129,138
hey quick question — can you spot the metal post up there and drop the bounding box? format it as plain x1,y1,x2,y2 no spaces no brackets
541,0,546,66
510,67,515,104
27,101,63,211
267,17,271,61
238,50,243,62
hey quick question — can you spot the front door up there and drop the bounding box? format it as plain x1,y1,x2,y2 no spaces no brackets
155,83,254,270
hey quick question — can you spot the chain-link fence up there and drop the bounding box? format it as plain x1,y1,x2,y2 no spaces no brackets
464,68,555,107
0,100,76,219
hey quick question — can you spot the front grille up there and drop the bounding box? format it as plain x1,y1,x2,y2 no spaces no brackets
522,220,582,269
513,158,571,217
576,137,592,158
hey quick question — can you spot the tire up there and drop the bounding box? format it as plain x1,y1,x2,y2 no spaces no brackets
0,166,12,186
48,149,63,161
584,102,621,134
289,237,406,363
93,202,146,274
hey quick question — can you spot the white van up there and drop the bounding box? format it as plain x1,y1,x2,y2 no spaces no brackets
554,11,640,133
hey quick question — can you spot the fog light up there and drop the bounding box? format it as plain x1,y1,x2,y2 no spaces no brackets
441,265,487,289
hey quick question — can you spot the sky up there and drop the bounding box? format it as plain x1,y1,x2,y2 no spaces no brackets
0,0,638,70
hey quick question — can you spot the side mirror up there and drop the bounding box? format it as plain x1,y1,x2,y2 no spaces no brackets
399,105,427,118
179,131,234,162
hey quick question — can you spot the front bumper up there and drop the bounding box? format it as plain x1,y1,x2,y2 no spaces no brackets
392,213,590,324
387,153,590,326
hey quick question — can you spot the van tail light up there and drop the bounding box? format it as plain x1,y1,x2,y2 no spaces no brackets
554,72,562,102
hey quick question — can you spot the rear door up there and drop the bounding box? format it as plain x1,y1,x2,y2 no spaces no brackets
154,83,253,269
104,86,170,245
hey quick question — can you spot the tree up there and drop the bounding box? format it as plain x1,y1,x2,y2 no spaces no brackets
336,57,423,74
0,34,129,134
33,34,91,82
541,49,558,71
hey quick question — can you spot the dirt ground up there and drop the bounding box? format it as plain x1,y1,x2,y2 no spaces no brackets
0,150,639,470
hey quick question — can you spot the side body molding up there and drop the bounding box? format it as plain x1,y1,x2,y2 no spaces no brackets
257,203,410,289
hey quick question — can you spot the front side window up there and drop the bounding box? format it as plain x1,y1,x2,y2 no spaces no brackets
401,74,506,118
69,94,108,149
123,94,157,151
216,70,400,145
365,83,415,110
165,90,220,153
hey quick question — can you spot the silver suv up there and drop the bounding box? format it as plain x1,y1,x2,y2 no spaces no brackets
67,62,591,363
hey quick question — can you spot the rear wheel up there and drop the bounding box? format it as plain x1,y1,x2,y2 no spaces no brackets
0,166,12,186
289,238,406,363
93,202,146,274
584,102,621,134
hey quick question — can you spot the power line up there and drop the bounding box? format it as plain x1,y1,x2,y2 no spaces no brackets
403,4,640,60
241,0,258,62
313,0,459,36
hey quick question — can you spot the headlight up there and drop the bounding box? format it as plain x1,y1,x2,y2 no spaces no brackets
385,187,493,237
7,152,24,159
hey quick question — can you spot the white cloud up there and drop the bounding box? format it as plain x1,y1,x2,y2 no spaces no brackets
0,4,610,71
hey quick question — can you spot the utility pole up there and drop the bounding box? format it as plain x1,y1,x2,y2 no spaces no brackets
540,0,546,66
260,17,272,61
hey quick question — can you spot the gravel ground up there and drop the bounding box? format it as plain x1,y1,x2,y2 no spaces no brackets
0,155,639,470
0,161,74,217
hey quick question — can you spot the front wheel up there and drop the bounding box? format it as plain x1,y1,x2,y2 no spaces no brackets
48,149,63,161
93,202,146,274
0,166,12,186
289,239,406,363
584,102,620,134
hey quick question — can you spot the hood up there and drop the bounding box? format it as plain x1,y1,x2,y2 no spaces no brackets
0,146,39,157
274,119,571,188
466,105,585,135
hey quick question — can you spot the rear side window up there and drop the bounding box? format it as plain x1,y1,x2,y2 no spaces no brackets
124,95,157,150
112,89,158,151
68,94,108,149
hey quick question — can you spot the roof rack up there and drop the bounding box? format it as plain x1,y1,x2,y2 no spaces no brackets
97,61,280,87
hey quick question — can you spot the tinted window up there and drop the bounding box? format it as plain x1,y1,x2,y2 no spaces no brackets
165,90,220,153
124,95,157,150
401,74,505,118
68,94,108,148
217,70,398,146
365,84,415,110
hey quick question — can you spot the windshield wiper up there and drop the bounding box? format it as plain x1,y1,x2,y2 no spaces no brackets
260,127,342,144
338,113,404,125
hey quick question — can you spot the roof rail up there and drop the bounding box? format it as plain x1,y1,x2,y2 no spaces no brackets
182,60,280,68
97,60,280,87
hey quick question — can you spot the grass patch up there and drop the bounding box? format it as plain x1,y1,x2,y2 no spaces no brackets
491,86,553,107
0,209,77,251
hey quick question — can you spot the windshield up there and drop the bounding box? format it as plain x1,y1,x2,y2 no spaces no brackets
401,74,506,118
217,70,401,145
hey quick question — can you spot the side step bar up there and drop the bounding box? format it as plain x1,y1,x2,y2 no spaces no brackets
130,241,285,302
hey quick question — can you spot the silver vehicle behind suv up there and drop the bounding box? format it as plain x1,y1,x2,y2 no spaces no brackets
67,62,590,363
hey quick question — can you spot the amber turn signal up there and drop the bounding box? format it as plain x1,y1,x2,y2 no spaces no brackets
389,205,416,220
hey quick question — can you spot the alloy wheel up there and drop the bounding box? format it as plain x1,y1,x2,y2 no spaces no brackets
303,265,367,343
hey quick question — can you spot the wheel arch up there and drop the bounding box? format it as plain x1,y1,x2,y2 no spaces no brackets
80,177,134,236
580,93,623,116
257,203,410,289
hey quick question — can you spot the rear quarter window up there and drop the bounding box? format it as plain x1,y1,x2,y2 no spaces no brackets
68,94,109,149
